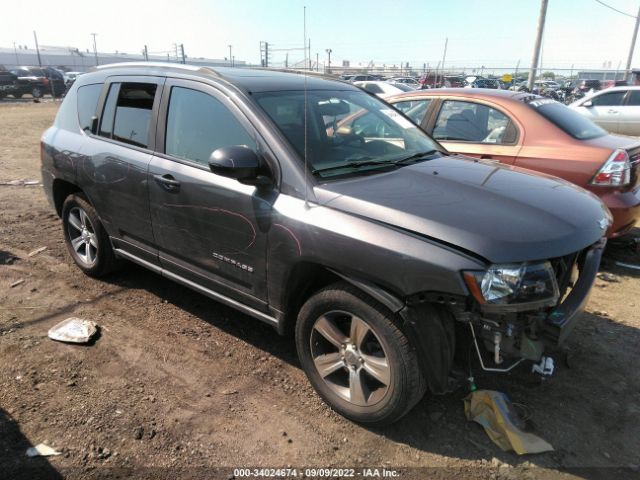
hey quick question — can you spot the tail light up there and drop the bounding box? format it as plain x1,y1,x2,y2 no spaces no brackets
590,149,631,187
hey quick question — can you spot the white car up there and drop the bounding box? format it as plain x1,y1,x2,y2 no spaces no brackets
570,86,640,136
388,77,420,89
353,81,414,98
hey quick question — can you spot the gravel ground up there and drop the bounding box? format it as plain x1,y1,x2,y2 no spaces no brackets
0,101,639,480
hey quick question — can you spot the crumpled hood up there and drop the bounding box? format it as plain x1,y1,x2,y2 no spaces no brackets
314,155,610,263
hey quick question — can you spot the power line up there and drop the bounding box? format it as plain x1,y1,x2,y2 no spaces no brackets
594,0,636,19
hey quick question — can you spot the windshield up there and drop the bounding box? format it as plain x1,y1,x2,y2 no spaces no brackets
527,97,607,140
254,89,442,178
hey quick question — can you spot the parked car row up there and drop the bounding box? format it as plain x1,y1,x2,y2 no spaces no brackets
41,63,634,426
0,65,80,99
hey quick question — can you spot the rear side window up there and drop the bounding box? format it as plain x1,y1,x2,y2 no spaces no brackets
628,90,640,106
165,86,256,166
98,82,157,148
76,84,102,133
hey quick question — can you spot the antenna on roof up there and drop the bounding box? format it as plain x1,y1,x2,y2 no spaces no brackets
303,5,310,208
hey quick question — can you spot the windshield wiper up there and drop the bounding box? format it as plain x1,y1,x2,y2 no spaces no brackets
312,159,399,175
393,149,441,165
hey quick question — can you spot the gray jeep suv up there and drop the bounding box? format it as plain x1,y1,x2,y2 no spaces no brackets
41,63,610,425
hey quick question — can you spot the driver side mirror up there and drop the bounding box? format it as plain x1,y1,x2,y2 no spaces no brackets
582,100,593,107
208,145,271,187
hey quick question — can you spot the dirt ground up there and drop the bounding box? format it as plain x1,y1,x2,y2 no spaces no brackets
0,100,639,480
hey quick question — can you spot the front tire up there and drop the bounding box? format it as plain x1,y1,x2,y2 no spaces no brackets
296,282,425,425
61,194,119,277
31,86,43,98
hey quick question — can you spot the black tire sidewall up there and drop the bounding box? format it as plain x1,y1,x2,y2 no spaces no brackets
296,284,421,425
61,194,112,277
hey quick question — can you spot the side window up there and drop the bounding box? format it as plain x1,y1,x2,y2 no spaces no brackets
591,91,625,107
363,83,383,94
76,84,103,132
165,86,256,166
393,99,432,125
98,82,157,148
433,100,514,144
628,90,640,106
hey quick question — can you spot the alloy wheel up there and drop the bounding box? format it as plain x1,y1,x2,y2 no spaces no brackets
67,206,98,267
310,311,391,407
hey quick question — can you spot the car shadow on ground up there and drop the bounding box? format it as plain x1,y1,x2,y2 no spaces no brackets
97,248,639,479
0,409,63,480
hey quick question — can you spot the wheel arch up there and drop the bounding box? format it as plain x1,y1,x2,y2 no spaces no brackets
52,178,82,216
278,262,405,335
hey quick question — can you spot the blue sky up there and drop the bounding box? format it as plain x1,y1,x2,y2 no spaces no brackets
2,0,639,71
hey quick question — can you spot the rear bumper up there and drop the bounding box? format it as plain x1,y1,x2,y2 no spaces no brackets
542,237,606,345
603,186,640,237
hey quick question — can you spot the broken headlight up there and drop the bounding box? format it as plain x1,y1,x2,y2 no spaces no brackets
463,262,559,310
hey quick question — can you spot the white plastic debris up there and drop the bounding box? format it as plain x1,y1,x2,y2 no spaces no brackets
48,317,98,344
532,356,555,376
26,443,61,457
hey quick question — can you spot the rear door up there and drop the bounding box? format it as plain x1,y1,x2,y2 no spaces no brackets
148,79,273,310
428,99,521,164
80,76,164,265
618,90,640,136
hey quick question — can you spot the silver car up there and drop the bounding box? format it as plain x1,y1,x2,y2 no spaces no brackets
570,86,640,136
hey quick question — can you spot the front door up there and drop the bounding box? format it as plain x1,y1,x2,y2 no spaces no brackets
577,90,626,133
148,79,273,310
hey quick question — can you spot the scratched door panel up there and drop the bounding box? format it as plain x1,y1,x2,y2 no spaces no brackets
149,82,270,309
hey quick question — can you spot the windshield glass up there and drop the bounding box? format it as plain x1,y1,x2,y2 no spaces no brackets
254,89,442,178
527,97,607,140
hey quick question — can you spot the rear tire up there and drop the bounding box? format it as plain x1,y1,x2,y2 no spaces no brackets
295,282,425,425
61,193,120,277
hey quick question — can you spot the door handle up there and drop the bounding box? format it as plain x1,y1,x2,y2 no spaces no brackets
153,174,181,191
608,109,618,114
480,155,493,159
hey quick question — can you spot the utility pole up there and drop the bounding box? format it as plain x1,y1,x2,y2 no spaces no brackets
527,0,548,90
90,33,99,66
326,48,332,73
316,52,319,72
180,44,185,64
228,45,232,67
308,38,311,70
515,59,520,80
143,45,148,61
265,42,269,67
441,37,448,80
13,42,19,65
285,53,288,68
624,5,640,81
33,31,42,66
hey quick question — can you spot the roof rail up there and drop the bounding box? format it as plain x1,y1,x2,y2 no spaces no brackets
92,62,225,78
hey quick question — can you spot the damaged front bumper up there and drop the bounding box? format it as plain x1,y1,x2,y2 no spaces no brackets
470,238,606,370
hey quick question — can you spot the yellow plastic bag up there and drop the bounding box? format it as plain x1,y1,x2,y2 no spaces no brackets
464,390,553,455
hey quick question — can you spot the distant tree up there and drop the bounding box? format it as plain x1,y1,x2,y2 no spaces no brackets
542,71,556,79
